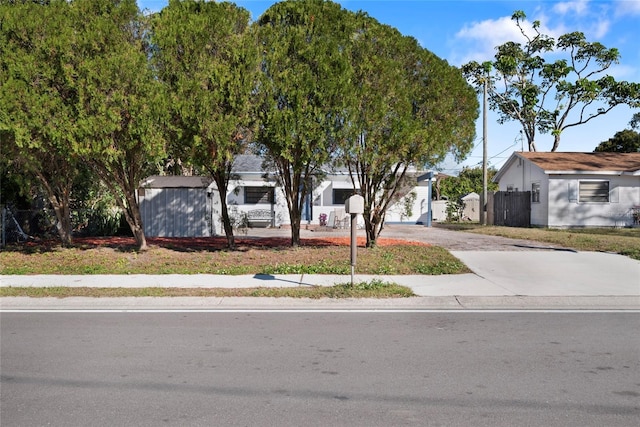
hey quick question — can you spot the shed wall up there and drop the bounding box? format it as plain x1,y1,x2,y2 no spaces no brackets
140,188,210,237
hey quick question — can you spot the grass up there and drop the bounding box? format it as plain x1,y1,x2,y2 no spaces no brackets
0,279,415,299
5,224,635,299
437,223,640,260
0,243,470,276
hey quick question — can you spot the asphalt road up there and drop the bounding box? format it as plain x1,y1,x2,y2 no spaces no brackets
2,312,639,426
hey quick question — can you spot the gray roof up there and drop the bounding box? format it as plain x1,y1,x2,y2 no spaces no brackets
232,154,266,173
140,176,213,188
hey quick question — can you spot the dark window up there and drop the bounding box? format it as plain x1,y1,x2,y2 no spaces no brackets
531,182,540,203
245,187,274,204
333,189,355,205
579,181,609,203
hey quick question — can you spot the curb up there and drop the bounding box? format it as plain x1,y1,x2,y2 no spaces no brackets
2,295,638,311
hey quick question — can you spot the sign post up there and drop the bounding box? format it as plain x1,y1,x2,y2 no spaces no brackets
345,195,364,286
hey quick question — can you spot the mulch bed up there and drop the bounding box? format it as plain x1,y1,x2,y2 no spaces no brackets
18,235,429,250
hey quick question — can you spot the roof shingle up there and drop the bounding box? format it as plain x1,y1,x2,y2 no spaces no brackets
518,152,640,173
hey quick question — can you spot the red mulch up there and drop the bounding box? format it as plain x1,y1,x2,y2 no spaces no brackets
23,235,429,250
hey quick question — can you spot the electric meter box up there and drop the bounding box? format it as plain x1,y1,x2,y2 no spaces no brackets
345,195,364,214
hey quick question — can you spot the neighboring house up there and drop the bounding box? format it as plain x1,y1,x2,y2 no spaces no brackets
493,152,640,227
139,155,435,237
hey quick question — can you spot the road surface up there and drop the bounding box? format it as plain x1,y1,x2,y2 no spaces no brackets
2,312,638,426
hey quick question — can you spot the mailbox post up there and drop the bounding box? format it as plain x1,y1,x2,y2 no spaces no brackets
345,194,364,286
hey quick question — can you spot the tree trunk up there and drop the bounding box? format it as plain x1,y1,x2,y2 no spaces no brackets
284,187,302,248
291,216,300,248
212,172,236,250
363,210,383,248
35,171,74,246
49,194,73,247
290,210,301,247
280,164,303,248
89,163,148,251
551,134,561,152
121,191,148,251
130,221,147,251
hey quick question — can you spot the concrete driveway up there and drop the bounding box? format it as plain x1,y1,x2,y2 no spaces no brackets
378,224,569,251
222,225,640,298
447,250,640,296
363,225,639,298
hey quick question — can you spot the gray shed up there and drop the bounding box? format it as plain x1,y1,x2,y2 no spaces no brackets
139,176,215,237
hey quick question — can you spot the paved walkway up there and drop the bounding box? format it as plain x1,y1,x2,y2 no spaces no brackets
2,225,639,310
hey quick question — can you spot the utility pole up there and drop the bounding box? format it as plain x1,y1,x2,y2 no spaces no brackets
480,77,488,226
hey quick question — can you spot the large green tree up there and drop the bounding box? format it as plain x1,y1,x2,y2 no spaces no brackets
254,0,353,247
340,13,478,246
152,0,258,250
70,0,166,250
594,129,640,153
439,166,498,221
0,0,79,245
463,11,640,152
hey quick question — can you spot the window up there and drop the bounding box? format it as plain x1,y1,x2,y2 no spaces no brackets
531,182,540,203
333,189,355,205
244,187,274,204
579,181,609,203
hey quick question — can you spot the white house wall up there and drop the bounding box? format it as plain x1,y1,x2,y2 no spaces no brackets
225,178,288,227
140,172,436,236
496,158,527,192
530,167,549,227
386,185,431,223
547,175,640,227
497,157,548,226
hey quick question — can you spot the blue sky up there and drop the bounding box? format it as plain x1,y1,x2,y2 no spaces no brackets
138,0,640,173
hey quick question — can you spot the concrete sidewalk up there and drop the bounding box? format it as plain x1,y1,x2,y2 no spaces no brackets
2,250,638,310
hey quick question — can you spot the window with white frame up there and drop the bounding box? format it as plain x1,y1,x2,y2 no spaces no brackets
244,187,274,204
579,181,609,203
531,182,540,203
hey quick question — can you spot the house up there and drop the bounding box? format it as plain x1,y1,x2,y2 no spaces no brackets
493,152,640,227
139,155,435,237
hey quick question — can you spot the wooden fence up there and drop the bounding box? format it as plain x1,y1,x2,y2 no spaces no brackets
487,191,531,227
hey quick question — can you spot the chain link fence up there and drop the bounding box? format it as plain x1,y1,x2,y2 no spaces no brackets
1,205,126,247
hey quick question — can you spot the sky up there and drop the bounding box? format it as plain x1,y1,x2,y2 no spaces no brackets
137,0,640,173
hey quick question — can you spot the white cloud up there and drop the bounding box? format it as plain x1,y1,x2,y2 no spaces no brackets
452,16,523,64
591,19,611,39
451,14,559,65
614,0,640,16
552,0,589,16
